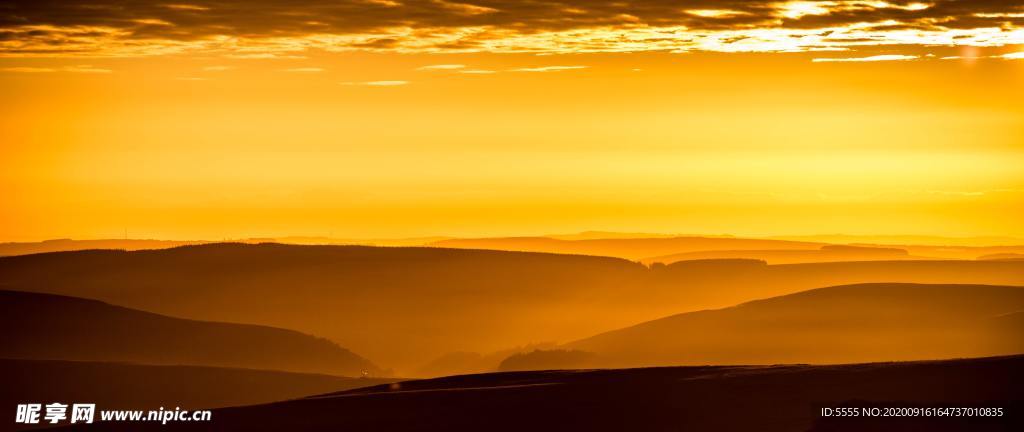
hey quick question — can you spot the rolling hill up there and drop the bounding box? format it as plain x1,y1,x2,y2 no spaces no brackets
66,355,1024,431
0,239,205,257
0,236,449,257
642,258,1024,314
0,244,645,373
564,283,1024,368
2,244,1024,374
431,234,1024,261
0,290,380,376
978,253,1024,261
643,244,920,265
429,235,824,260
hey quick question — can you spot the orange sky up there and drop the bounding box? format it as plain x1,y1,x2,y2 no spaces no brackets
1,1,1023,241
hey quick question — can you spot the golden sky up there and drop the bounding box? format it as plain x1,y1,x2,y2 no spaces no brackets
1,1,1023,241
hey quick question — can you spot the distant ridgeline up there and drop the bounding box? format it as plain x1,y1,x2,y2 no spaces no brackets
1,242,1022,376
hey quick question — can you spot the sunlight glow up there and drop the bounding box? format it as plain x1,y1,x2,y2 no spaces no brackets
686,9,748,18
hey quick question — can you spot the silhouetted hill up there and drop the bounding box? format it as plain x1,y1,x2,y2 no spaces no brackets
567,283,1024,368
978,253,1024,261
0,244,645,373
2,244,1024,374
415,343,557,377
498,349,597,371
546,231,684,240
433,234,1024,261
644,259,1024,313
643,244,918,265
429,236,824,259
0,239,205,256
0,290,380,376
414,352,492,377
774,234,1024,247
882,244,1024,260
1,359,397,430
69,355,1024,431
4,234,1019,261
0,237,449,257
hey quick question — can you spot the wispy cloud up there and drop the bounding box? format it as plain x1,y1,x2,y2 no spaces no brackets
510,66,587,72
2,65,111,73
432,0,497,16
227,53,306,60
940,51,1024,61
0,67,56,73
283,67,325,73
133,18,174,26
64,65,113,73
812,54,918,63
973,12,1024,18
417,64,465,70
341,80,409,86
458,69,496,74
203,65,233,71
163,4,210,11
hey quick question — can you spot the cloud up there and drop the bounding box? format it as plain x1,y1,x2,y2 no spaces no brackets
432,0,497,16
2,65,111,73
133,18,174,26
458,69,496,74
974,12,1024,18
0,67,56,73
510,66,587,72
163,4,211,11
63,65,112,73
939,51,1024,60
283,67,325,72
341,80,409,86
686,9,750,18
812,54,919,62
202,65,233,71
0,1,1022,57
417,64,465,70
225,53,307,59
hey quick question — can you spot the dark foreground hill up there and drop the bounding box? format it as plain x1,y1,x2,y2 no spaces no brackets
564,283,1024,368
0,291,380,376
2,244,1024,374
2,359,397,430
68,355,1024,432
